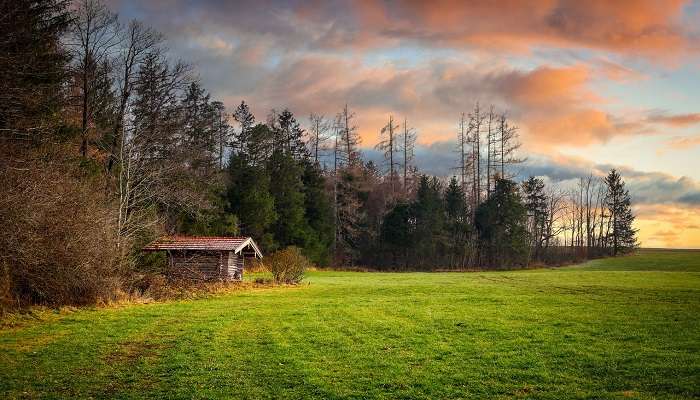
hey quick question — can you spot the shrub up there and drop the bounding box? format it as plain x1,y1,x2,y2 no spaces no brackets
264,246,310,284
0,149,123,308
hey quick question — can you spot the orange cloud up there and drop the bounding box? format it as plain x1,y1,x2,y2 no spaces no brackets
344,0,695,58
505,65,591,107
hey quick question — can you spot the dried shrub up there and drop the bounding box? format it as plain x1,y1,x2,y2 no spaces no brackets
0,148,123,307
264,246,310,284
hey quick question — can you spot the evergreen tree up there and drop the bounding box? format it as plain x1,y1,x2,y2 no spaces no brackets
276,108,307,160
475,178,528,268
0,0,71,138
380,202,415,266
232,100,255,155
301,161,334,264
604,169,638,255
522,176,548,260
268,149,310,250
444,176,471,266
181,81,217,176
413,175,446,267
226,153,277,250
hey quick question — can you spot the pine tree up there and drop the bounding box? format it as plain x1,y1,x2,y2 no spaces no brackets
380,201,415,266
604,169,638,255
301,161,334,264
180,81,217,177
0,0,71,139
475,178,528,268
226,153,277,250
276,108,307,160
413,175,446,267
267,149,310,250
444,176,470,267
522,176,548,260
232,100,255,155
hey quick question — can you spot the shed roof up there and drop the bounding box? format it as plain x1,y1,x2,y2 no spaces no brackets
142,236,262,257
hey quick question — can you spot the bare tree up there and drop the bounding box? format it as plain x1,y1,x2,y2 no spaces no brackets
486,106,497,197
456,112,469,195
69,0,121,157
212,101,230,169
106,20,162,173
498,113,524,181
468,103,486,213
308,113,331,166
338,104,360,165
399,117,417,195
376,115,399,193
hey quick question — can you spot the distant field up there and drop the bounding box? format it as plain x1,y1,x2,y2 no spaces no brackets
1,250,699,399
565,248,700,272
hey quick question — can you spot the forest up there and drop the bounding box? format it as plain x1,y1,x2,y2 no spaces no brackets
1,0,638,307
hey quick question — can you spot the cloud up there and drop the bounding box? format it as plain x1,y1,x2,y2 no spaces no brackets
302,0,697,58
648,112,700,126
110,0,699,59
666,135,700,149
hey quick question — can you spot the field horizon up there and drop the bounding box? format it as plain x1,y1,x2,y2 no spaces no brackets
1,249,699,399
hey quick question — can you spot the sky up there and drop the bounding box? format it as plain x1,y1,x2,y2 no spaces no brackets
107,0,700,248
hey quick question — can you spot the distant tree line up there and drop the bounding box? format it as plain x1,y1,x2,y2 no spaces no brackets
0,0,637,306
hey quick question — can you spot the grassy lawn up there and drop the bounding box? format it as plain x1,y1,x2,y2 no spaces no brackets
1,250,699,399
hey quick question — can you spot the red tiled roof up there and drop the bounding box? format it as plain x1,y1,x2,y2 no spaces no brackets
142,236,262,257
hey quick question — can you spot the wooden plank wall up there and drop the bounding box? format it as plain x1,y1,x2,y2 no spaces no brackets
227,251,240,280
169,251,224,281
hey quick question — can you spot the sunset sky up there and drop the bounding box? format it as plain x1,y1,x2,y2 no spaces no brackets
107,0,700,248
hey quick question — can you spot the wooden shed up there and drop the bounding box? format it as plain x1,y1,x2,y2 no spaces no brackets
142,236,263,281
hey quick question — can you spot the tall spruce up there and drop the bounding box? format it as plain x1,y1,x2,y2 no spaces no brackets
0,0,71,140
475,178,528,268
604,169,638,255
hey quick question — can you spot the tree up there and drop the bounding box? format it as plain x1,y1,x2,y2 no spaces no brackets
211,100,230,169
268,149,310,250
498,113,523,181
232,100,255,156
476,178,528,268
522,176,547,260
399,117,417,195
275,108,307,160
69,0,121,157
444,176,470,267
413,175,446,267
380,202,415,266
308,113,331,166
226,153,276,249
0,0,71,141
337,104,361,165
604,169,638,255
180,81,218,177
301,161,334,264
376,115,400,193
106,20,162,173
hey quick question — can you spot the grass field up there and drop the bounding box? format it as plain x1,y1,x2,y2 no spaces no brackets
1,250,699,399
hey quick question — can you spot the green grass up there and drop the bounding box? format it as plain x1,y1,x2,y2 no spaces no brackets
1,250,699,399
565,248,700,272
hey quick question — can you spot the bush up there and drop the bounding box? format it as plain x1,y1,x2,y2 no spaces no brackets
264,246,310,284
0,149,123,308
